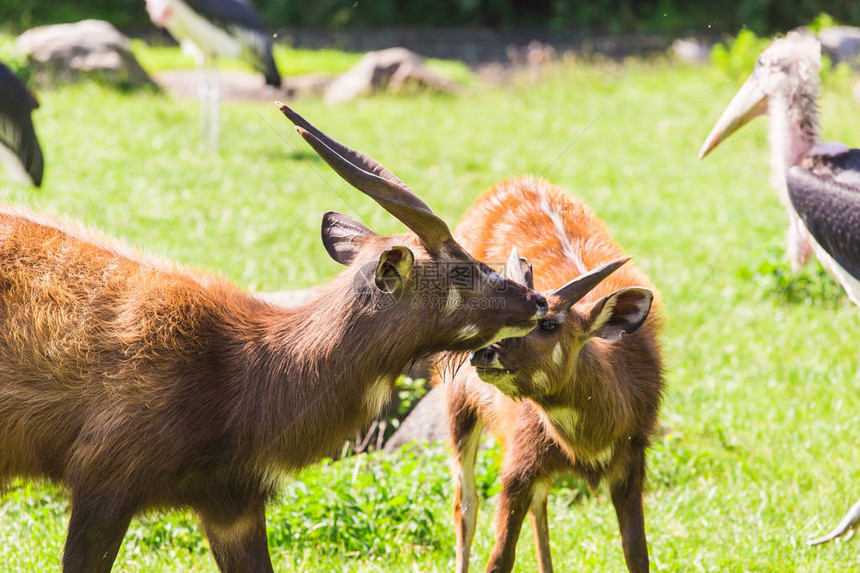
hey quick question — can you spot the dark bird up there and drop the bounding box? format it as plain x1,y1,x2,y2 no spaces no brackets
700,31,860,545
698,31,849,273
145,0,281,148
792,152,860,546
788,151,860,305
0,63,43,187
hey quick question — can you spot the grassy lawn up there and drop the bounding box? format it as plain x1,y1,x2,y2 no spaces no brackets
129,39,476,85
0,42,858,571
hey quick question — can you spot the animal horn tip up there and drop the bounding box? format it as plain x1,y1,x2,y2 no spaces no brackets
275,102,300,123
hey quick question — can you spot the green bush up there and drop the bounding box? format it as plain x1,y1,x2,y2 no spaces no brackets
269,446,453,556
710,28,772,81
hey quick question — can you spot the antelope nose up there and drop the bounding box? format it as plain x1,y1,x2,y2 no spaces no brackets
470,345,498,368
532,294,548,319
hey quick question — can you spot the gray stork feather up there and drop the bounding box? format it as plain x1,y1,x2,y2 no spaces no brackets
788,151,860,280
0,63,43,186
184,0,280,86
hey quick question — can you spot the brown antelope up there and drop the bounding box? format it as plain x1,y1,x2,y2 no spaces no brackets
441,177,663,573
0,105,549,572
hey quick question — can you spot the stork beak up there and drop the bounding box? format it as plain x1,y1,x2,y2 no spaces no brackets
698,74,768,159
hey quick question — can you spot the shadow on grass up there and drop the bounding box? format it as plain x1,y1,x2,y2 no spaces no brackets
736,246,848,308
260,149,324,162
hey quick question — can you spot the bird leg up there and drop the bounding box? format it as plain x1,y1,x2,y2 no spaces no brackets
787,210,813,271
807,498,860,546
208,63,220,151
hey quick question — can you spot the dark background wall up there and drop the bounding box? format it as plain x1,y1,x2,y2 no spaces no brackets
5,0,860,35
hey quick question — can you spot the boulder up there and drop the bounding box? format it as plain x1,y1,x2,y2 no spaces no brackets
324,47,457,104
671,38,711,63
383,385,448,452
505,40,558,68
16,20,155,89
818,26,860,67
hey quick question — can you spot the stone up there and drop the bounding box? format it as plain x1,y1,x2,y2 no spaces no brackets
818,26,860,67
324,47,457,104
671,38,711,63
16,20,155,89
383,385,448,452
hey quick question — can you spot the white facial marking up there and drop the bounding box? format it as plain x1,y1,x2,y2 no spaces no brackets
364,377,393,418
482,373,520,397
532,370,552,392
552,342,564,366
490,325,533,344
457,324,480,341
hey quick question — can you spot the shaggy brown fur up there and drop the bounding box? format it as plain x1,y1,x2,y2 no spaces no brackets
439,177,664,573
0,202,546,572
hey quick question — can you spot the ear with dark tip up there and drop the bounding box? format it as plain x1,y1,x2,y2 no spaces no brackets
321,211,376,266
505,247,534,289
375,246,414,294
552,257,631,310
585,287,653,341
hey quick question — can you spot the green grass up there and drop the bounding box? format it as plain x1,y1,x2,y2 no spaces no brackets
0,46,859,572
129,40,475,85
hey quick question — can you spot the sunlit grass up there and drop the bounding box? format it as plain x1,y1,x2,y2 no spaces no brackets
128,39,474,85
0,50,857,572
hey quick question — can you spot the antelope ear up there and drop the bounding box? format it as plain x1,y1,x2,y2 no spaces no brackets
321,211,376,266
505,247,535,289
374,246,414,294
585,287,653,341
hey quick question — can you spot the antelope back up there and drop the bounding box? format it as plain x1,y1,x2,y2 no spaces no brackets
457,177,661,398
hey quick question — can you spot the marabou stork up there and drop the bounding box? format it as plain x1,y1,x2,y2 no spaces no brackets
145,0,281,149
698,31,844,273
700,30,860,545
0,63,43,187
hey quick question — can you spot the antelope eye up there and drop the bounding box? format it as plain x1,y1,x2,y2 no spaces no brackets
538,319,557,332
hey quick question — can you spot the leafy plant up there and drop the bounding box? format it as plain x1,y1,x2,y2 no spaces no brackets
806,12,839,34
268,446,453,557
735,245,849,307
710,29,772,82
0,33,31,84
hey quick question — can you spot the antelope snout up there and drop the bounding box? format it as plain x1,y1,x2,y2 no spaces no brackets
531,293,548,319
470,344,503,369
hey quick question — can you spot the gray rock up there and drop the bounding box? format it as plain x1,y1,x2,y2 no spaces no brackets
16,20,155,88
254,287,320,308
384,385,448,452
671,38,711,63
324,47,457,104
818,26,860,67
